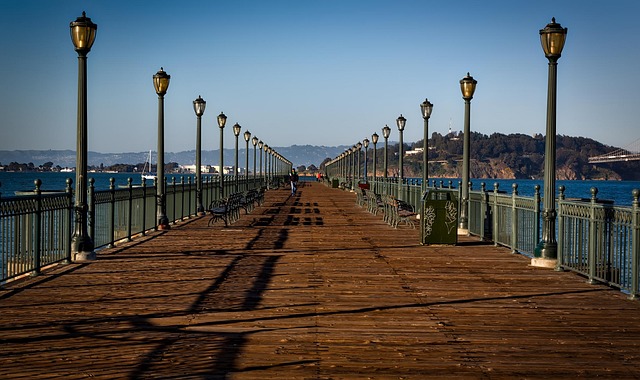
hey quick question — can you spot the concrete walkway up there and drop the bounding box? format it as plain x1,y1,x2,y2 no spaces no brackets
1,182,639,379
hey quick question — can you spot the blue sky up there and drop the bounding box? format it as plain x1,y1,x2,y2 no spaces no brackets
1,0,639,154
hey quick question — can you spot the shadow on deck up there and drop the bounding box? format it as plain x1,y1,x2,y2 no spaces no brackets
0,182,639,379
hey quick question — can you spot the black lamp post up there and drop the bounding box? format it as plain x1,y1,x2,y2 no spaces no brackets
264,144,270,186
356,142,362,183
344,149,349,186
193,95,206,215
252,136,258,184
351,146,357,190
153,67,171,230
232,123,241,192
217,112,227,198
382,125,391,178
70,11,97,260
459,73,477,232
258,140,264,183
396,114,406,198
535,18,567,264
363,138,369,183
244,130,251,189
371,132,378,183
420,99,433,189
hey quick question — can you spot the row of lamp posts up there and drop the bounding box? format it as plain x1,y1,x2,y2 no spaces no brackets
325,18,566,266
69,11,291,262
70,11,564,266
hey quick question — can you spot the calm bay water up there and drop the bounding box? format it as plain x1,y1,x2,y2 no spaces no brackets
0,172,196,194
0,172,639,206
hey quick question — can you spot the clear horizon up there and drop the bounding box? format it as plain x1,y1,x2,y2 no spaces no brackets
1,0,639,154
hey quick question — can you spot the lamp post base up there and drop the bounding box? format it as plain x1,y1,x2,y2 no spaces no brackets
457,227,469,236
74,250,96,262
530,257,557,268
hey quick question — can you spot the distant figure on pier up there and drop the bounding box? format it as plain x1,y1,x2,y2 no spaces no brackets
289,169,299,195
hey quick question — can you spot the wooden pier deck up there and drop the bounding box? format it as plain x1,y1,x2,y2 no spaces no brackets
1,182,640,379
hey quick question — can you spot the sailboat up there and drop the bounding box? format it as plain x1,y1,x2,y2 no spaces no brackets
141,150,156,181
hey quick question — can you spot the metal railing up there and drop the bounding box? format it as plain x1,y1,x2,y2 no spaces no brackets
0,174,267,285
558,187,640,297
1,180,73,282
331,175,640,298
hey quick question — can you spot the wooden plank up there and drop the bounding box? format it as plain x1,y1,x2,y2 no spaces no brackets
0,182,639,379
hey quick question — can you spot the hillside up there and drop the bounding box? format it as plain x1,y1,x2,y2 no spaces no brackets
1,134,637,180
352,132,638,181
0,145,349,171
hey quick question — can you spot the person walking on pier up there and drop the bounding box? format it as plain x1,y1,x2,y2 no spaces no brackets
289,169,299,196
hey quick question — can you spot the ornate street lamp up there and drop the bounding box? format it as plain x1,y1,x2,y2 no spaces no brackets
345,149,350,187
264,144,270,186
193,95,206,214
351,145,358,190
258,140,264,183
371,132,378,184
70,11,97,261
232,123,241,191
535,18,568,265
459,73,477,232
396,114,406,198
244,130,251,189
252,136,258,184
217,112,227,198
382,125,391,179
153,67,171,230
420,99,434,189
363,138,369,183
356,142,363,183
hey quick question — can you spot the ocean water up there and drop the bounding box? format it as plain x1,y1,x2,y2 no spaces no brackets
0,172,196,194
1,172,639,206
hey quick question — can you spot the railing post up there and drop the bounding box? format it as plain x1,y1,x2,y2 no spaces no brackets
33,179,42,277
493,183,499,247
172,177,177,224
187,177,192,218
180,177,185,221
511,183,518,254
153,177,159,232
141,179,147,236
108,178,115,248
534,184,541,254
88,178,95,244
458,181,463,230
479,182,487,240
630,189,639,300
556,186,565,269
126,178,133,242
588,187,599,284
65,178,73,263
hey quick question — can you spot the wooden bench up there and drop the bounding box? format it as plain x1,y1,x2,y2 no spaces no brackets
207,193,242,227
364,189,384,215
239,188,263,214
382,195,416,228
356,188,368,207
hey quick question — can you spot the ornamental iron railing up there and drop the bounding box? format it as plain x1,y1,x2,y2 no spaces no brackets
344,176,639,299
0,175,267,285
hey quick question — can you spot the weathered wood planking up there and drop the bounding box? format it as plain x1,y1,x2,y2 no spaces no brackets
0,182,639,379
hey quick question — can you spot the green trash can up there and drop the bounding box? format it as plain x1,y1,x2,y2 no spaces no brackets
421,189,458,245
331,178,339,188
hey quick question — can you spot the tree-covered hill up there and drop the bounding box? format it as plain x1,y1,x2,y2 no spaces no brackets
319,132,637,181
390,132,637,180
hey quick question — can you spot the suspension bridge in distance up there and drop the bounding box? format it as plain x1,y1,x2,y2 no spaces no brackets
588,137,640,163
